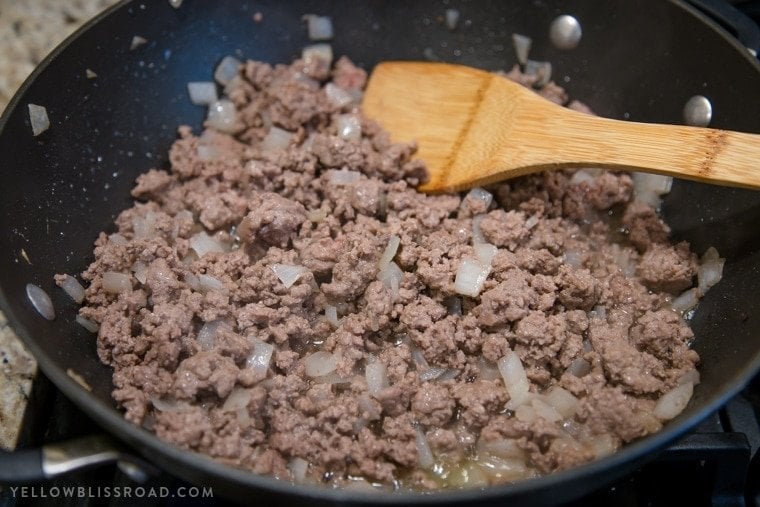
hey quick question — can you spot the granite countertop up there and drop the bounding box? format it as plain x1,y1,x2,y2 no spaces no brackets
0,0,117,450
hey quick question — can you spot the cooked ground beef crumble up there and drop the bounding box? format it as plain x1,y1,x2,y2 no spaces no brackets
60,55,710,490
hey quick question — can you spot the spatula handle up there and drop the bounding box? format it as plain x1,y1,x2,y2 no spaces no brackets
544,112,760,189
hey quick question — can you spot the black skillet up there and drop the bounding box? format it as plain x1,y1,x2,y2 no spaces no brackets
1,0,760,505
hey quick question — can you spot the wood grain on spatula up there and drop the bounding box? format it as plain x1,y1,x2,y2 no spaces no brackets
362,61,760,193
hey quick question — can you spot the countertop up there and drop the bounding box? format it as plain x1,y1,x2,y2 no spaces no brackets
0,0,117,450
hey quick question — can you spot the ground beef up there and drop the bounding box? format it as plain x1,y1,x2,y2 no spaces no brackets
72,55,708,491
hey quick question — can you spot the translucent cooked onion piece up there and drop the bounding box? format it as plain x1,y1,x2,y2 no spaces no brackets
544,387,579,418
59,274,85,304
454,257,490,297
498,351,530,409
206,99,237,133
187,82,218,106
76,315,99,333
465,187,493,210
445,8,460,30
419,367,447,382
305,14,333,40
102,272,131,294
654,382,694,420
471,215,487,245
304,351,338,377
302,43,333,68
197,320,229,351
28,104,50,136
247,338,275,377
289,457,309,483
378,235,400,269
222,387,251,411
415,427,435,469
26,283,55,320
328,168,361,185
474,243,497,266
671,288,700,313
365,360,389,395
324,305,339,326
566,357,591,378
324,83,354,108
197,274,226,293
698,247,724,293
189,231,225,258
632,172,673,208
378,261,403,299
336,114,361,141
151,397,190,412
214,55,241,86
512,33,532,65
524,60,552,87
271,264,309,288
261,126,292,151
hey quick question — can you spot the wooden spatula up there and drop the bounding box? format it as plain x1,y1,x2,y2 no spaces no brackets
362,61,760,193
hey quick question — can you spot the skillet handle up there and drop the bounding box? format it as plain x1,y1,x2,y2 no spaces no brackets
686,0,760,55
0,435,158,484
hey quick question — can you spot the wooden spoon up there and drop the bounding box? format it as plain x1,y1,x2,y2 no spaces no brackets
362,61,760,193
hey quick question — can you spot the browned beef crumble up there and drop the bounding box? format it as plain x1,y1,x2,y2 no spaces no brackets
69,56,704,490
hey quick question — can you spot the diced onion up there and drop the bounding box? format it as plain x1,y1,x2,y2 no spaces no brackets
271,264,309,288
679,368,700,386
28,104,50,136
198,274,226,293
588,434,618,458
410,346,430,371
378,235,400,269
187,82,218,106
454,257,490,298
365,361,389,395
524,60,552,87
325,306,339,326
214,56,241,86
26,283,55,320
588,306,607,321
206,99,237,133
261,127,293,152
419,367,447,382
544,387,579,418
289,457,309,483
102,272,131,294
328,168,361,185
197,144,218,161
130,35,147,50
189,231,225,258
477,437,525,460
515,403,537,423
474,243,497,266
654,382,694,420
131,261,148,284
197,320,228,351
498,352,530,409
59,275,85,304
671,288,700,313
247,337,275,377
336,114,362,141
325,83,354,108
564,250,583,268
466,187,493,210
302,44,333,68
151,397,189,412
109,233,128,245
222,387,251,411
569,170,596,185
472,215,487,245
415,427,435,469
524,215,539,229
76,315,99,333
378,261,403,299
304,351,339,377
445,9,460,30
305,15,334,40
632,172,673,208
529,398,562,423
698,247,724,293
512,33,532,65
611,244,636,277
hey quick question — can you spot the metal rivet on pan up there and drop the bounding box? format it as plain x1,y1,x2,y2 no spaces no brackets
683,95,712,127
549,15,582,50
